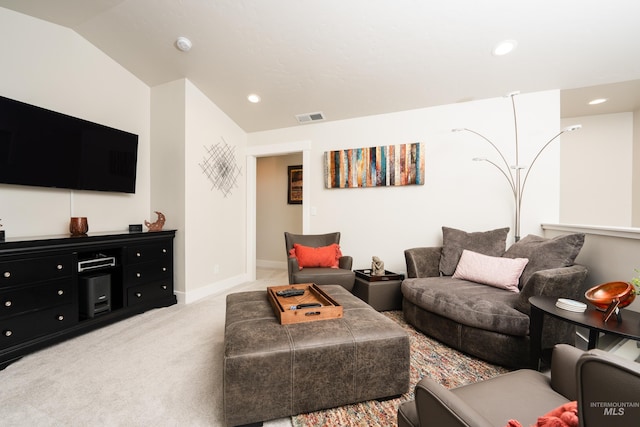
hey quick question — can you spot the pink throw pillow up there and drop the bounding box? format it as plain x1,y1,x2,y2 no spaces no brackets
452,249,528,292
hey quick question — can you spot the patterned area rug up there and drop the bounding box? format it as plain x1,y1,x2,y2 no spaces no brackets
291,311,511,427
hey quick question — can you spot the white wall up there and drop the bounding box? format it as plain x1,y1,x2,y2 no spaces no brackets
151,79,249,302
560,113,634,226
183,80,248,300
634,109,640,227
0,8,151,237
150,80,186,294
543,224,640,313
256,153,303,268
248,91,561,274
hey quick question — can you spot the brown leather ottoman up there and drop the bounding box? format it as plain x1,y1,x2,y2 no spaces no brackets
223,285,410,426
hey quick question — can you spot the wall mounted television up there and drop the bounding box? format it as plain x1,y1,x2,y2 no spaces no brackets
0,95,138,193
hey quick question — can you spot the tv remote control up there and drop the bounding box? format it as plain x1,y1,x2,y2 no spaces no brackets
276,289,305,297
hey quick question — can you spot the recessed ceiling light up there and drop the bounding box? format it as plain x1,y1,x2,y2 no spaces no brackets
247,94,261,103
175,36,192,52
588,98,608,105
492,40,517,56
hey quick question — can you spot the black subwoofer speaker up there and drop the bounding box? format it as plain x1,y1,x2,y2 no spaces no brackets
79,274,111,318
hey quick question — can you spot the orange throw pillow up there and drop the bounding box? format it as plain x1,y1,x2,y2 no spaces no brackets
506,401,578,427
290,243,342,269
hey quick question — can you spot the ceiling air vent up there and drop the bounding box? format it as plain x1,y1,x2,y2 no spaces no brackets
295,111,325,124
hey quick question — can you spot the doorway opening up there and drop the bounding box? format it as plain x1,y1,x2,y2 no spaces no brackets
246,141,311,281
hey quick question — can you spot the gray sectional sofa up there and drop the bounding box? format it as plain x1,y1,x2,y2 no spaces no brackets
401,227,588,368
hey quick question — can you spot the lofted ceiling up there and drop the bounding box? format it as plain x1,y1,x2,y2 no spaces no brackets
1,0,639,132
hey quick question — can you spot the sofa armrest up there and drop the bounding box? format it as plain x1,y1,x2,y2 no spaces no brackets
550,344,583,400
413,378,494,427
517,264,588,315
339,255,353,270
404,247,442,278
287,257,299,284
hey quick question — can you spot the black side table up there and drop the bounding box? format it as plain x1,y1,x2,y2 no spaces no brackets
529,295,640,370
352,269,405,311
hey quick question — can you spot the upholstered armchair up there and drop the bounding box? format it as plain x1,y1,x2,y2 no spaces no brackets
398,344,640,427
284,232,355,291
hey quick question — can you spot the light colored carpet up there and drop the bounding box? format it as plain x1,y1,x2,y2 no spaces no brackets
0,268,293,427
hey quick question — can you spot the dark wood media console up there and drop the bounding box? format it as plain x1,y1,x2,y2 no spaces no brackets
0,230,176,369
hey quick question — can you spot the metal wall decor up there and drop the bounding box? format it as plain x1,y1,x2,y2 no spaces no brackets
324,142,424,188
199,138,242,197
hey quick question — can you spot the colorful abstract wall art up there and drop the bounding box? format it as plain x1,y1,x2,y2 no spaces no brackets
324,143,424,188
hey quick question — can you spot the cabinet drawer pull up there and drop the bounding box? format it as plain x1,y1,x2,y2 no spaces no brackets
57,264,63,270
57,315,64,321
161,285,167,290
136,292,142,298
3,271,10,278
162,267,167,272
58,290,64,296
136,273,141,278
136,252,141,257
162,248,167,253
4,330,12,337
4,300,11,307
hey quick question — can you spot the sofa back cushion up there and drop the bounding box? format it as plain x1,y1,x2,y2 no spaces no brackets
439,226,510,275
502,233,585,288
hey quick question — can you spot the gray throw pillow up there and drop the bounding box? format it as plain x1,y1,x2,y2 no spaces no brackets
439,226,510,276
502,233,585,288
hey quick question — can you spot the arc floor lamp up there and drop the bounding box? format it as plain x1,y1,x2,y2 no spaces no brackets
452,92,581,242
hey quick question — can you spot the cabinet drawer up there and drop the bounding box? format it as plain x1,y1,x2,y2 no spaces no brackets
125,261,171,286
127,281,173,307
126,242,172,264
0,254,73,286
0,278,73,320
1,304,78,350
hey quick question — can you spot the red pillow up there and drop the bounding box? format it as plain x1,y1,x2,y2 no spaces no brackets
506,401,578,427
289,243,342,269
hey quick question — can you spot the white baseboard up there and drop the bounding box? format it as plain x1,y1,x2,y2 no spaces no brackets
174,272,251,304
257,259,287,269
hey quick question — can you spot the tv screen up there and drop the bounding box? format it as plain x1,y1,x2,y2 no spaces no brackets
0,95,138,193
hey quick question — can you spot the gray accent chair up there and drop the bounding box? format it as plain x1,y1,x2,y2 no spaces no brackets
398,344,640,427
284,232,356,291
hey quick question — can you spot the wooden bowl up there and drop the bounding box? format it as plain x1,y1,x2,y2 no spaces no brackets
585,281,636,310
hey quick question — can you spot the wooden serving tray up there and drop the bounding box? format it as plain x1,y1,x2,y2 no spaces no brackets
267,283,343,325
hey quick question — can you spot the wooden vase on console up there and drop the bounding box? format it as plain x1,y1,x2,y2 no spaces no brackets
70,217,89,236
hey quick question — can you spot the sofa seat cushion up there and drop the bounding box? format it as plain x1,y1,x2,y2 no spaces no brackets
292,267,356,290
402,277,529,336
451,370,570,427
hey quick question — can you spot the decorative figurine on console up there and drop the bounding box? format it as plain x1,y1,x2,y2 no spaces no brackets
145,211,166,232
371,256,385,276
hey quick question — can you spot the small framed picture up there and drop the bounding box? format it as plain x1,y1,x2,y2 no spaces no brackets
288,165,302,204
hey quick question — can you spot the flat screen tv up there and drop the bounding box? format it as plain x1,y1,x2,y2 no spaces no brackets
0,95,138,193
